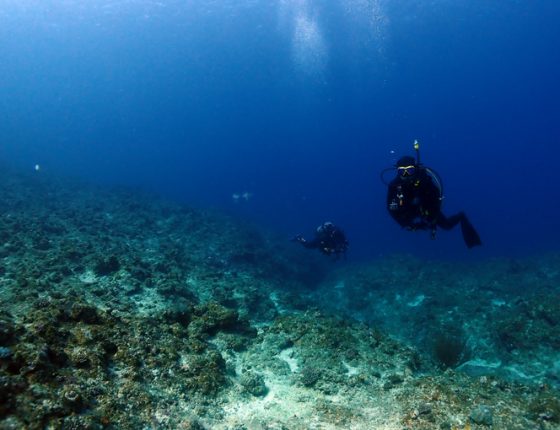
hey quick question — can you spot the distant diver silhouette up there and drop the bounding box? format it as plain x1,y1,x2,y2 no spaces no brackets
292,221,349,258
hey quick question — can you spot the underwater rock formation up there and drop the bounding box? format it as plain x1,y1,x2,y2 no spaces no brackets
0,166,559,429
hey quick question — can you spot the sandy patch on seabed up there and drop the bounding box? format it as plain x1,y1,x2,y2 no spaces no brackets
214,374,403,430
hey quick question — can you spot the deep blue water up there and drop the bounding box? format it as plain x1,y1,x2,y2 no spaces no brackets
1,0,559,261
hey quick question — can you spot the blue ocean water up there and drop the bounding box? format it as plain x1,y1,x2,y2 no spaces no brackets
1,0,559,261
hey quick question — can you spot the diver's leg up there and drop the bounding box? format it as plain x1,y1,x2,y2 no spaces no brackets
436,212,463,230
460,214,482,248
436,212,482,247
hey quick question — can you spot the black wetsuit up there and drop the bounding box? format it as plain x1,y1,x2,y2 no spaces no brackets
387,167,481,248
300,225,349,257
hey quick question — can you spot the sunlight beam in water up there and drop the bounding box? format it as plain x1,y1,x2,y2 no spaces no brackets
292,10,328,76
278,0,389,78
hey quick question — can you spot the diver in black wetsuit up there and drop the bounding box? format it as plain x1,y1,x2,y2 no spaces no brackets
292,222,349,258
384,141,482,248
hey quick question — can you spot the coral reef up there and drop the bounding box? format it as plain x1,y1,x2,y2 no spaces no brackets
0,166,559,429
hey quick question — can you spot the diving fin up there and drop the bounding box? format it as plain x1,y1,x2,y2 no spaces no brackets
460,216,482,248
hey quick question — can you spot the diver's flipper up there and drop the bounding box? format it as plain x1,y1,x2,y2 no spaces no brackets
460,216,482,248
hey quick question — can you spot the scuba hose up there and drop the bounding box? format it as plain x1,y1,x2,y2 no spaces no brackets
379,167,395,185
425,167,444,201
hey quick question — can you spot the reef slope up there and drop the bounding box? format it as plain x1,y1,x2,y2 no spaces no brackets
0,169,559,429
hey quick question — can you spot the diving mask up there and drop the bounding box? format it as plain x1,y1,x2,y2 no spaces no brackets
397,165,416,177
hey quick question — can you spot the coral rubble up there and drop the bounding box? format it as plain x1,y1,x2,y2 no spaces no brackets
1,167,559,429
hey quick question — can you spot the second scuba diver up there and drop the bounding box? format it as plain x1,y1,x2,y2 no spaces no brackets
384,141,482,248
292,221,349,259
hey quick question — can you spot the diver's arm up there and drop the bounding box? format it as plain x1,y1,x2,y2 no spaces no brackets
300,236,320,249
387,183,412,228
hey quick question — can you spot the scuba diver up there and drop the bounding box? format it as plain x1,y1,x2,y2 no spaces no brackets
292,222,349,259
382,140,482,248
